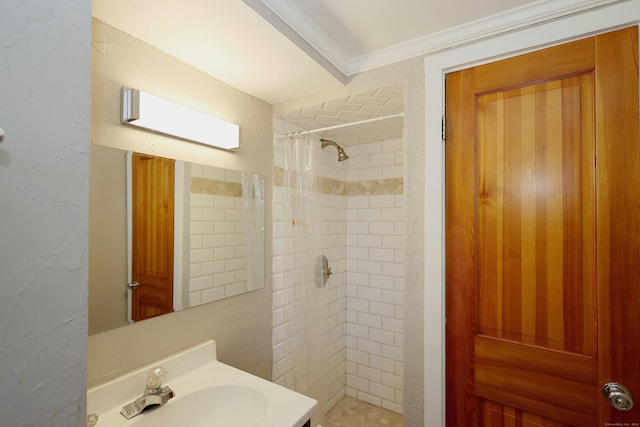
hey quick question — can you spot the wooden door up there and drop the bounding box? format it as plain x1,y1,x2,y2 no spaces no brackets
446,27,639,426
131,152,175,321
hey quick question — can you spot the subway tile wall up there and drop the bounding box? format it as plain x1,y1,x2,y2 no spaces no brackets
272,125,405,417
319,190,348,413
189,164,247,306
344,138,405,414
272,134,348,423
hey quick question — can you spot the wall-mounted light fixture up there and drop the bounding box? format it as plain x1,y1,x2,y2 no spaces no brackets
121,87,240,150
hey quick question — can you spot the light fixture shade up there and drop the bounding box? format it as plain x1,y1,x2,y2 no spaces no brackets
121,87,240,150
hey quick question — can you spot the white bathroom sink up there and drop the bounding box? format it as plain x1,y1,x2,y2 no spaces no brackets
87,340,316,427
130,385,268,427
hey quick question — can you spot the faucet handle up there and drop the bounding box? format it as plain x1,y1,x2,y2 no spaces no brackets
146,367,167,393
86,414,98,427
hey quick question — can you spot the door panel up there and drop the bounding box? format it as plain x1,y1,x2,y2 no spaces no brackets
480,400,570,427
477,76,596,357
131,152,175,321
446,27,639,426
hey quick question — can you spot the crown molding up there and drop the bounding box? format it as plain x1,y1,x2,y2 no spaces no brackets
257,0,626,77
348,0,625,74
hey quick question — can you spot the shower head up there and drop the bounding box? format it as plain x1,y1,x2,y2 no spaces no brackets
320,138,350,162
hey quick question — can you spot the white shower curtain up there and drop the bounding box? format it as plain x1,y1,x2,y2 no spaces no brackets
242,172,265,292
278,136,330,424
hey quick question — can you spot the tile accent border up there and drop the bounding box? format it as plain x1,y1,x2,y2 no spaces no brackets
191,177,242,197
273,167,403,196
343,178,403,196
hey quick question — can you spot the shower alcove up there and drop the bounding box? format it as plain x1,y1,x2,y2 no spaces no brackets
272,84,408,425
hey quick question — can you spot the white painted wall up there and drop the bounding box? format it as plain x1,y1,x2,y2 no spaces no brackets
0,1,91,425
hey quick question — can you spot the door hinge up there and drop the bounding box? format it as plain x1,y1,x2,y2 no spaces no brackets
441,114,446,142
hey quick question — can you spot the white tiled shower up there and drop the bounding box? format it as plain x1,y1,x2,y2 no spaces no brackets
343,138,405,413
272,118,405,419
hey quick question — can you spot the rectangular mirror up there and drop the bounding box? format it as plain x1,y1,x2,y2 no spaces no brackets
89,144,265,335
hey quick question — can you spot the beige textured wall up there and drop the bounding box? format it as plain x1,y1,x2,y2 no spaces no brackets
89,144,128,333
88,18,273,387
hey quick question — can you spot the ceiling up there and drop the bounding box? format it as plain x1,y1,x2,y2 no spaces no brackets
279,84,405,146
92,0,612,144
91,0,555,104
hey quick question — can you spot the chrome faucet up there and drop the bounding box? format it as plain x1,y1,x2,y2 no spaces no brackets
120,367,175,419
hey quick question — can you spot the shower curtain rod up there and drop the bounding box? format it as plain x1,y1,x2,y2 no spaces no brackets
279,112,404,138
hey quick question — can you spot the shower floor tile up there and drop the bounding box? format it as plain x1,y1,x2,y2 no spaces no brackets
324,396,403,427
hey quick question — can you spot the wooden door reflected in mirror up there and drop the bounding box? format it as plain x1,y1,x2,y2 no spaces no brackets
131,153,175,321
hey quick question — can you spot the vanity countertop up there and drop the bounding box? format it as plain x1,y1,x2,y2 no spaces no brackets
87,340,317,427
